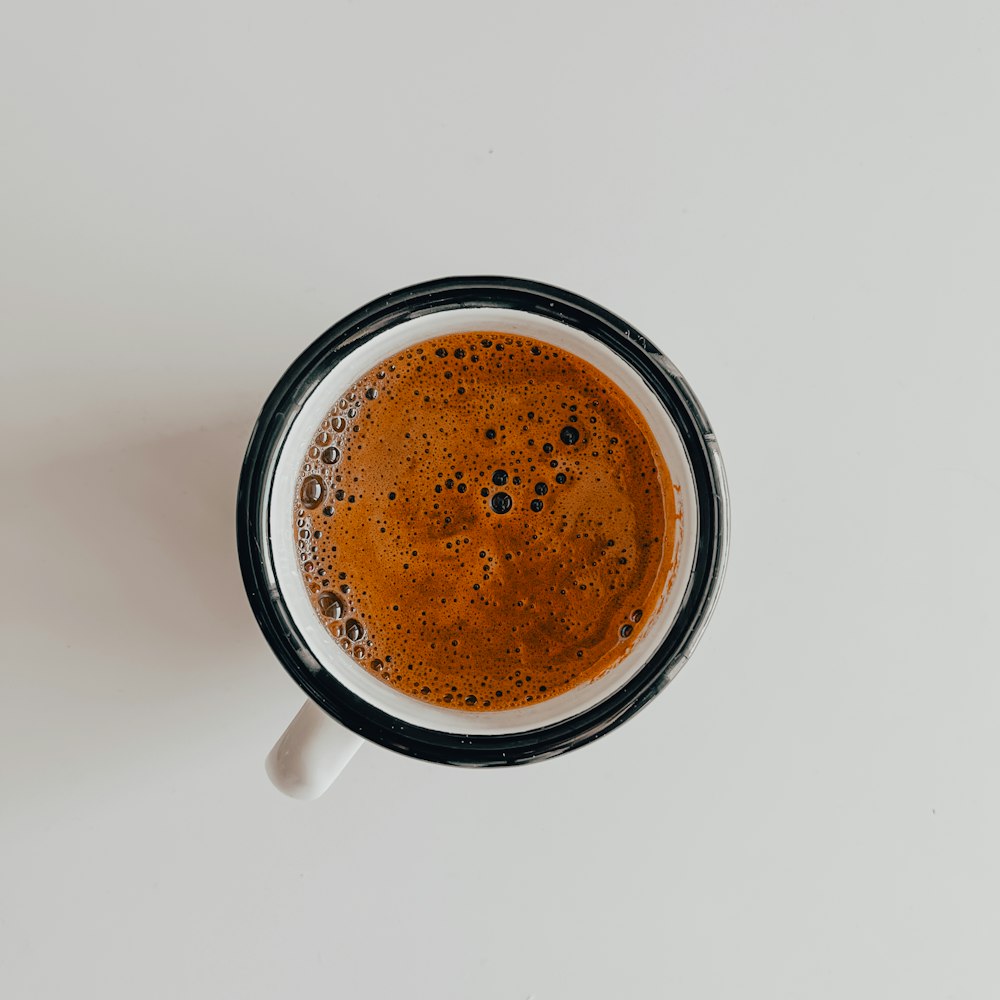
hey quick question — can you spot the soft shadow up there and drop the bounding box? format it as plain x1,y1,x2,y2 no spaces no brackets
0,379,335,818
2,395,284,808
6,402,263,679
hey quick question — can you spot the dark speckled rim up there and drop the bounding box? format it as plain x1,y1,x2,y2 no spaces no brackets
237,277,729,766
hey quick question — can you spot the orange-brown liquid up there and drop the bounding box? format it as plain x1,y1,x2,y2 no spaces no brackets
292,332,677,711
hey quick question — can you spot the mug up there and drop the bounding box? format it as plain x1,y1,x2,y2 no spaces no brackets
237,277,729,798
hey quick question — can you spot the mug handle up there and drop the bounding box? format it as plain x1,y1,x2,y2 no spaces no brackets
265,700,363,800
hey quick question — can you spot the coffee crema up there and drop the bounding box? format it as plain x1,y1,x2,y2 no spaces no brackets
292,332,679,711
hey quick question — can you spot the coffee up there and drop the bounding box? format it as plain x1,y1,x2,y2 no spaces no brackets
292,332,678,711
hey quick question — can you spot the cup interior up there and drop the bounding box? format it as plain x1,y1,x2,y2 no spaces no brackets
268,308,699,736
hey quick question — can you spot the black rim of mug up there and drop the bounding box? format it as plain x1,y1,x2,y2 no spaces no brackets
237,276,728,766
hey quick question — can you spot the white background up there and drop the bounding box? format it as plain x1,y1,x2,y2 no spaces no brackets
2,3,998,997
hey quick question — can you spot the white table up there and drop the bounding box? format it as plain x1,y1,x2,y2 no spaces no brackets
3,3,998,996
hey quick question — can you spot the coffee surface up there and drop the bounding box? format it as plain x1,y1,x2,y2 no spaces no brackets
292,332,678,711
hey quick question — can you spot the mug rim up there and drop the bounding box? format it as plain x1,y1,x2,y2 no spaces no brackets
237,276,729,766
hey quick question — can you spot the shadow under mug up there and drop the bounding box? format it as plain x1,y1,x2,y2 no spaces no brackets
238,277,729,798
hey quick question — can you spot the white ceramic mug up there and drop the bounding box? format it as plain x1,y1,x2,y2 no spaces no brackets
238,277,728,798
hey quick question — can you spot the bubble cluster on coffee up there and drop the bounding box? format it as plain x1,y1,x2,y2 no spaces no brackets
293,333,677,711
